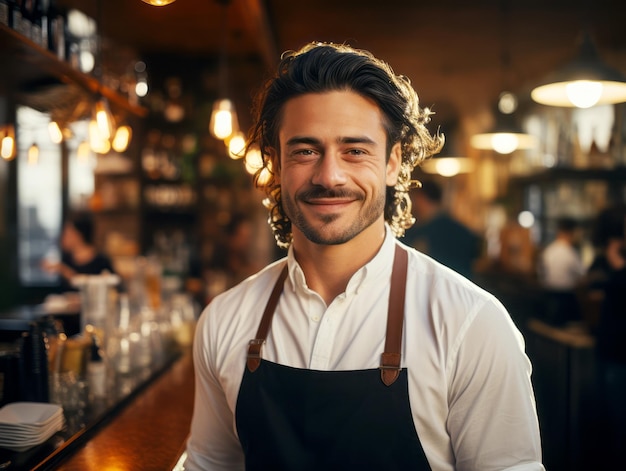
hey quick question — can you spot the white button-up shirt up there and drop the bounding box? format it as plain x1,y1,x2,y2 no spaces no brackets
185,227,544,471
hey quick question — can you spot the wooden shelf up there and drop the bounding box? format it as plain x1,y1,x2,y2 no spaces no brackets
0,24,148,117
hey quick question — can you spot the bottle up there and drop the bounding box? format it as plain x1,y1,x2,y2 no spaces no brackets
47,0,65,59
30,0,42,47
19,0,33,40
10,0,22,33
87,332,106,401
0,0,10,27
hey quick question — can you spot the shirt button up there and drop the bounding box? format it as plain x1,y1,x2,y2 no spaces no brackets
312,315,320,322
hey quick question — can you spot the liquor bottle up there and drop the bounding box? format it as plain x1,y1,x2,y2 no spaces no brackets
30,0,42,47
0,0,10,27
19,0,33,40
10,0,22,34
47,0,65,59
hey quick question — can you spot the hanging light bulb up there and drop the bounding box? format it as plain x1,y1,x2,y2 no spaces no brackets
227,131,246,159
209,0,239,142
112,125,132,152
1,125,16,161
420,121,474,177
94,98,116,140
565,81,604,108
77,140,92,162
210,98,238,141
141,0,177,5
48,121,64,144
28,143,39,165
244,147,264,174
471,92,536,155
1,136,15,160
89,118,111,154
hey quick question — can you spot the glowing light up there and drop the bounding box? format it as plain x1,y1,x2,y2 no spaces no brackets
227,132,246,159
112,125,132,153
1,135,15,160
77,141,92,162
28,143,39,165
565,80,603,108
48,121,64,144
210,99,238,141
518,211,535,228
491,133,519,155
135,80,148,97
244,148,264,174
141,0,177,5
435,158,461,177
95,98,115,141
89,119,111,154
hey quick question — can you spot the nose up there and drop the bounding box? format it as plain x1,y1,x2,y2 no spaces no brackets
311,152,347,188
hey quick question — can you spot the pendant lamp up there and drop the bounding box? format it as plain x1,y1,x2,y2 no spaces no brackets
141,0,177,5
209,0,239,142
471,1,536,155
421,120,473,177
471,93,536,155
531,33,626,108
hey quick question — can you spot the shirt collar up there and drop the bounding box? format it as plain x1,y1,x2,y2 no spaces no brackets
286,224,398,297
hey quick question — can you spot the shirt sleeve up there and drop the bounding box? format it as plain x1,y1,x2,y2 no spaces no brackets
184,307,245,471
446,297,545,471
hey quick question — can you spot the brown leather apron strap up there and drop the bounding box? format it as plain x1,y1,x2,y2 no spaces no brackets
247,264,289,372
247,245,409,384
380,245,409,386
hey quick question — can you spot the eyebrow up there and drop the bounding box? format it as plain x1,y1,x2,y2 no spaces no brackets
285,135,377,147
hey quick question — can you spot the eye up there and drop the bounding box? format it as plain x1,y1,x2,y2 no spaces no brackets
346,148,368,157
288,147,319,162
294,148,315,156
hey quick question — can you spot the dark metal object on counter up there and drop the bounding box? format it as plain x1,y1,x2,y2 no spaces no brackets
17,322,49,403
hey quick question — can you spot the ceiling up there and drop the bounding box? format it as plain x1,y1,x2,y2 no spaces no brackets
55,0,626,132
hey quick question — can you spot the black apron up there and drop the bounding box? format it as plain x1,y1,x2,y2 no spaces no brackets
235,246,431,470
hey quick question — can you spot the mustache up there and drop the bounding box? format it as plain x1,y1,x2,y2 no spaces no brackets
297,186,364,201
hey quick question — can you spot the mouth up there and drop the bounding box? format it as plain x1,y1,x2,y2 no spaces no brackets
302,198,354,216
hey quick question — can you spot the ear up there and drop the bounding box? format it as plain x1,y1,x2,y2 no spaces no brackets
385,142,402,186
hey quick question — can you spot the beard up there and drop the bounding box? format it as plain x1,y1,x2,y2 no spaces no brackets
282,185,386,245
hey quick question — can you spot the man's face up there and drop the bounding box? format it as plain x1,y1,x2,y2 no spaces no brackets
275,90,401,246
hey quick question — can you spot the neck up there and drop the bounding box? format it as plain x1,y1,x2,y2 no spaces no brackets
292,223,386,305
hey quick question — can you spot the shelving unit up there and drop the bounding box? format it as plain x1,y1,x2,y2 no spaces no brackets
0,24,147,117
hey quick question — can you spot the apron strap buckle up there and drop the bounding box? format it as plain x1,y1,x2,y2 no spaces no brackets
380,352,401,386
247,339,265,372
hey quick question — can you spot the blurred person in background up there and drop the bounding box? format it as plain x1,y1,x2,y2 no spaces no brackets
588,204,626,466
403,179,481,280
206,213,262,301
586,204,626,294
539,217,585,325
41,212,115,291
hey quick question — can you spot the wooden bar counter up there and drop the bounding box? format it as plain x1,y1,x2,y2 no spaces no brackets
50,350,194,471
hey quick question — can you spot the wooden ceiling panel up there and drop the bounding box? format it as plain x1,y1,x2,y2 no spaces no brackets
53,0,626,124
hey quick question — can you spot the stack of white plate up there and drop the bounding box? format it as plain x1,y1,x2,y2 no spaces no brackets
0,402,64,452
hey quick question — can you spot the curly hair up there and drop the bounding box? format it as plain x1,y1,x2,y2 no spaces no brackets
246,42,444,248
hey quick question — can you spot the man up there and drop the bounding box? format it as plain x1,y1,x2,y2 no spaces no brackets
404,179,481,280
41,212,115,291
185,43,543,471
540,217,585,292
540,217,585,325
